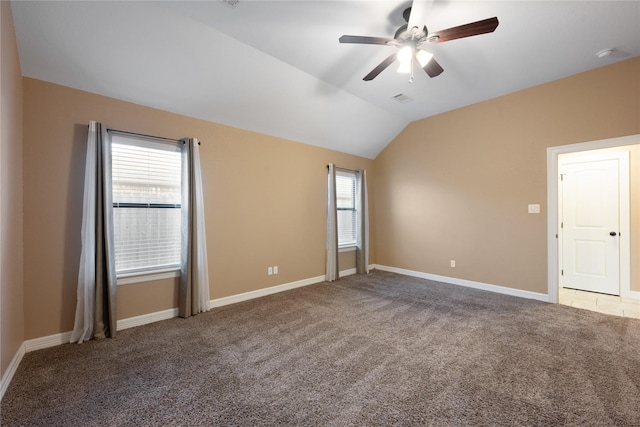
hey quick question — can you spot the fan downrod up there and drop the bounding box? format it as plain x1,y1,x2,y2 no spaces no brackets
396,8,427,42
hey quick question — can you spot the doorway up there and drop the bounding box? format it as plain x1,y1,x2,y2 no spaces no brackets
558,151,628,296
546,134,639,306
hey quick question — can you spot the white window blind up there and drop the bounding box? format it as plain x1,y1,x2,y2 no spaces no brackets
336,170,357,247
111,135,182,275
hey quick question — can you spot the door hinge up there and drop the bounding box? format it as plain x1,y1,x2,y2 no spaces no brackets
561,222,563,229
561,269,564,276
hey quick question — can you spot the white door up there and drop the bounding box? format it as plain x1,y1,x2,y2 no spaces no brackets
560,158,620,295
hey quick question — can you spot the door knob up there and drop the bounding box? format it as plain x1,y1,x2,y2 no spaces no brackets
610,231,617,236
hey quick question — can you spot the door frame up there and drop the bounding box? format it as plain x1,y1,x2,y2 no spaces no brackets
547,134,639,303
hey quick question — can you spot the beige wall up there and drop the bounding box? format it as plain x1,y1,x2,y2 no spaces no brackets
22,78,375,339
374,58,640,294
1,1,25,376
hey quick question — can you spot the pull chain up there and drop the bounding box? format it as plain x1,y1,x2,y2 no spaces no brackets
409,59,414,83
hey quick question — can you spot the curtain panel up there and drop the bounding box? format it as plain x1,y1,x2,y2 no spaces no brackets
326,163,339,281
179,138,211,317
356,170,369,274
70,121,117,343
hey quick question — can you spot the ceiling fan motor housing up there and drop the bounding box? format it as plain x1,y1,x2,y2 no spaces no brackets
394,23,428,45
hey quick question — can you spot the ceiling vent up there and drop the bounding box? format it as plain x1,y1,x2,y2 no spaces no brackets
222,0,239,8
392,93,413,104
596,48,615,58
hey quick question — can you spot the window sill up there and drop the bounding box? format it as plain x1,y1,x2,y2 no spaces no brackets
117,268,180,286
339,245,356,253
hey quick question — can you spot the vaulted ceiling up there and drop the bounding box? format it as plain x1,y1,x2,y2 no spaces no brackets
11,1,640,158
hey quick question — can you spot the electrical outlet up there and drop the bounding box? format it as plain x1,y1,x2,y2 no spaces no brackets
450,260,456,268
273,266,278,275
268,267,273,275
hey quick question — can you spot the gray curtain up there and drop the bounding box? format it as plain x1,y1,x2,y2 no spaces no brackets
356,169,369,274
70,121,117,343
326,164,339,281
179,138,211,318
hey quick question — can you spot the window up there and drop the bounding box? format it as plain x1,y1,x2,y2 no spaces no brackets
336,170,357,247
111,134,182,275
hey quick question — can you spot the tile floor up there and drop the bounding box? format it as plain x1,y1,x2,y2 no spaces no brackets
559,287,640,319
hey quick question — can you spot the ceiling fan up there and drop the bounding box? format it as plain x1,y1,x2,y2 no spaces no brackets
339,0,499,82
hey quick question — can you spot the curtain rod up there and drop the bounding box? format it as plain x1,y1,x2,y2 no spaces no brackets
327,164,360,173
107,128,182,144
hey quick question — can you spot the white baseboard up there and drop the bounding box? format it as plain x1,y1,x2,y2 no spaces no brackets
117,307,179,331
209,267,360,308
210,275,325,308
621,289,640,301
340,267,357,277
0,343,25,401
24,331,73,352
374,265,549,302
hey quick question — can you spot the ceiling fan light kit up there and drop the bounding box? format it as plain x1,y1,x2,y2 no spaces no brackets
416,49,434,67
339,1,499,82
398,61,412,74
397,46,414,64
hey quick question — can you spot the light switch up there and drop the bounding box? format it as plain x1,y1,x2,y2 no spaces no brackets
528,204,540,214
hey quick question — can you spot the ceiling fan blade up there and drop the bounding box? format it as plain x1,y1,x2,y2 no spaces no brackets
422,57,444,78
427,17,499,44
363,53,397,81
339,35,396,45
407,0,434,34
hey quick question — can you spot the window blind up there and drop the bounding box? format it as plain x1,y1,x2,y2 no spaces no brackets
336,170,357,247
111,135,182,274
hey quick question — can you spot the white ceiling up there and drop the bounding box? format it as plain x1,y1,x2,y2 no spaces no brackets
11,1,640,159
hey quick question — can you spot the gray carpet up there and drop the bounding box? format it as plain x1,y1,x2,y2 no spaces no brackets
2,270,639,426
